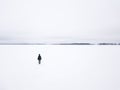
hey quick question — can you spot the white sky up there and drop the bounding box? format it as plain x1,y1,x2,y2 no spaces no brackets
0,0,120,42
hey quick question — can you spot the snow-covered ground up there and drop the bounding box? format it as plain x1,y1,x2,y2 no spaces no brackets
0,45,120,90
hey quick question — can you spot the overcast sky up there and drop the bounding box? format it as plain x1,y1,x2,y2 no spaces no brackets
0,0,120,42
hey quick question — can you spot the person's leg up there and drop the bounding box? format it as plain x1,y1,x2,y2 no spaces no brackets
39,60,41,64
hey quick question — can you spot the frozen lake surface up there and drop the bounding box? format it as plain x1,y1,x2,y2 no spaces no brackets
0,45,120,90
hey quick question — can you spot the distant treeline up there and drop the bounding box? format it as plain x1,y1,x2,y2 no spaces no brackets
98,43,120,45
0,43,120,45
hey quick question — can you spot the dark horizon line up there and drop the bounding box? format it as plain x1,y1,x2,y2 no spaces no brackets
0,42,120,45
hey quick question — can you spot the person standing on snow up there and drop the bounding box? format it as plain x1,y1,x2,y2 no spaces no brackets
38,54,42,64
